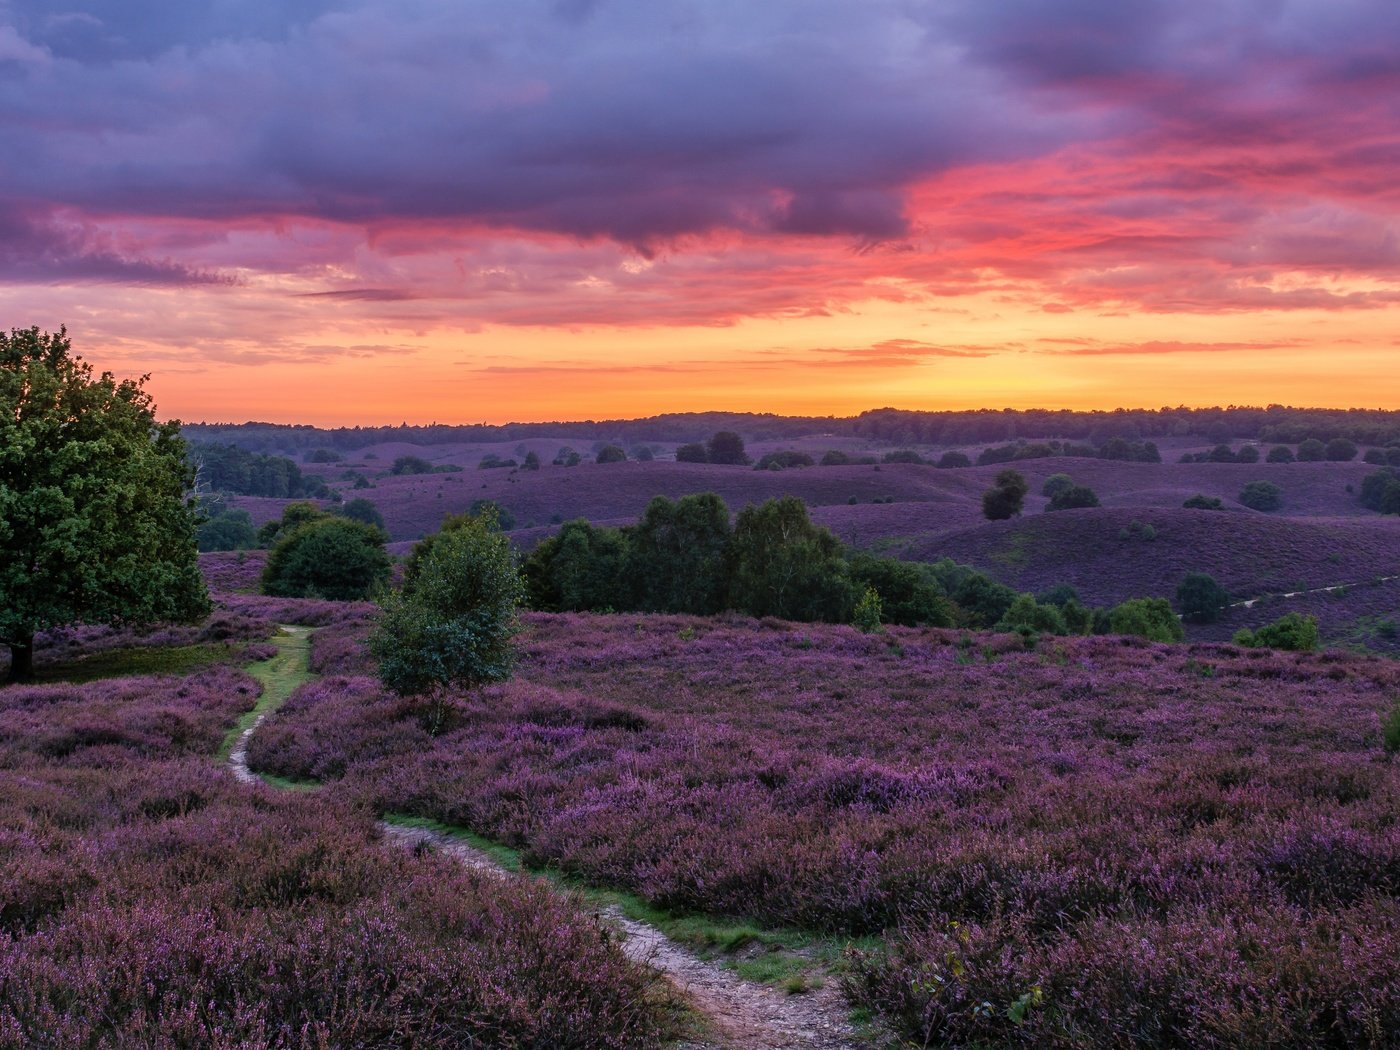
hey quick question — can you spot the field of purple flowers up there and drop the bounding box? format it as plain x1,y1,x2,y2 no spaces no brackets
251,612,1400,1047
0,642,671,1046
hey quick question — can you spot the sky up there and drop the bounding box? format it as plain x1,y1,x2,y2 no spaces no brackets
1,0,1398,424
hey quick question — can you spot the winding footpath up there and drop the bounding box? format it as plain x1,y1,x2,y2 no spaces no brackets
229,625,861,1050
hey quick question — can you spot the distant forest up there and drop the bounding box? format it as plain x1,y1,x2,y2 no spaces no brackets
184,405,1400,453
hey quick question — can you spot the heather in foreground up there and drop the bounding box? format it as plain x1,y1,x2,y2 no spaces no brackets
0,661,669,1048
252,613,1400,1048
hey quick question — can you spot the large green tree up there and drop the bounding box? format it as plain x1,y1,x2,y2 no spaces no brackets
727,496,855,621
0,326,209,682
629,493,732,614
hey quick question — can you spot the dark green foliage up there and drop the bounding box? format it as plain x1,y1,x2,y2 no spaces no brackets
936,450,971,468
1108,597,1184,642
1177,572,1230,624
523,520,632,612
477,454,517,469
1359,469,1400,514
996,594,1069,636
1234,612,1320,651
675,442,708,463
189,442,327,498
629,494,732,615
595,445,627,464
257,502,329,547
1041,473,1075,498
1208,444,1237,463
1235,444,1260,463
1239,480,1283,512
306,448,341,463
848,554,955,627
633,446,655,462
1,326,209,681
820,449,851,466
951,573,1018,628
260,518,389,601
1325,438,1358,462
852,587,883,633
982,469,1029,520
1267,445,1295,463
1297,438,1326,462
976,443,1019,466
1183,494,1225,510
197,509,257,552
1364,448,1388,465
339,497,385,531
553,447,582,467
369,513,523,697
881,449,924,464
754,450,815,470
1046,485,1100,511
391,455,434,475
1036,583,1081,608
705,431,750,465
522,450,541,470
728,497,855,621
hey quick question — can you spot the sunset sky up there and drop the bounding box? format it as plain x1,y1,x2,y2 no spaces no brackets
2,1,1398,424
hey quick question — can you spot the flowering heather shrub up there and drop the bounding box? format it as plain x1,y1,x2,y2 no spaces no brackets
254,612,1400,1046
0,666,671,1047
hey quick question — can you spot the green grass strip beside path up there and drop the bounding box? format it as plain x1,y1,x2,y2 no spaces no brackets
218,625,314,763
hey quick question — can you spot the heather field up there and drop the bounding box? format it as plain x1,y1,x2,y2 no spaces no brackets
251,612,1400,1048
0,621,673,1047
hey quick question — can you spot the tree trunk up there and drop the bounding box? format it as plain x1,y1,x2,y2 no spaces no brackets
6,636,34,684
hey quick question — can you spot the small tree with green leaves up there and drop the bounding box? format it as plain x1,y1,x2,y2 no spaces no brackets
1233,612,1319,651
1041,473,1075,499
261,518,389,600
982,469,1029,521
1108,597,1184,643
368,513,524,712
1240,480,1282,512
853,587,884,633
1047,485,1100,511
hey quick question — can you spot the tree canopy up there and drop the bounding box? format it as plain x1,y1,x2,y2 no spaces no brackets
0,326,209,681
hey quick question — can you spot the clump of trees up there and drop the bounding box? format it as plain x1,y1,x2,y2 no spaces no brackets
1239,480,1283,512
1046,484,1100,511
1,326,209,681
1183,494,1225,510
190,441,329,499
1233,613,1320,651
595,445,627,464
1177,573,1230,624
982,470,1029,521
755,450,815,470
259,504,389,600
1360,469,1400,514
673,431,751,465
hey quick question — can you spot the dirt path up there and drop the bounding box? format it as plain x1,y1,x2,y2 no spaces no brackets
1230,573,1400,609
232,627,863,1050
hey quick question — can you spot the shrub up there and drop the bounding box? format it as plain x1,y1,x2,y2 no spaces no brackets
705,431,749,465
478,454,517,469
937,451,972,468
197,509,257,552
306,448,341,463
755,450,815,470
1266,445,1295,463
595,445,627,464
853,587,884,633
882,449,924,464
1208,444,1238,463
1297,438,1326,462
522,450,541,470
523,521,632,612
391,455,434,475
820,449,851,466
848,554,956,627
369,513,524,698
1234,612,1320,651
1176,572,1230,624
1046,485,1100,511
1108,597,1184,642
674,442,708,463
1235,444,1260,463
553,447,582,467
1359,469,1400,513
261,518,390,601
1325,438,1358,462
982,470,1029,521
1041,473,1075,498
634,446,655,462
468,500,515,531
1183,494,1225,510
1239,480,1283,512
339,497,385,532
996,594,1068,636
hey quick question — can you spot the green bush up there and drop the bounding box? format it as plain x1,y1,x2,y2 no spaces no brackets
391,455,434,475
1239,480,1282,512
369,514,523,699
1108,597,1184,643
1176,572,1230,624
936,451,971,468
982,469,1029,521
1182,494,1224,510
197,509,257,552
675,442,708,463
1266,445,1295,463
996,594,1068,636
261,517,390,600
853,587,884,633
1041,473,1075,498
1046,485,1100,511
339,497,385,531
1233,612,1319,651
595,445,627,464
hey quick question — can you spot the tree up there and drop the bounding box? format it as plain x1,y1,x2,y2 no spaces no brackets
339,497,385,531
391,454,434,475
0,326,209,682
728,497,855,621
1108,597,1184,643
258,501,329,546
1297,438,1326,462
368,513,524,700
852,587,884,633
675,442,708,463
1325,438,1358,462
197,509,257,552
1235,444,1260,464
522,450,542,470
937,451,971,468
1176,572,1230,624
1046,485,1100,511
1267,445,1295,463
996,594,1068,636
1183,494,1224,510
1234,612,1319,652
469,499,515,531
629,494,732,614
261,518,390,600
595,444,627,464
848,554,955,627
522,520,632,612
706,431,750,465
1041,473,1075,499
1239,480,1282,512
982,469,1029,520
